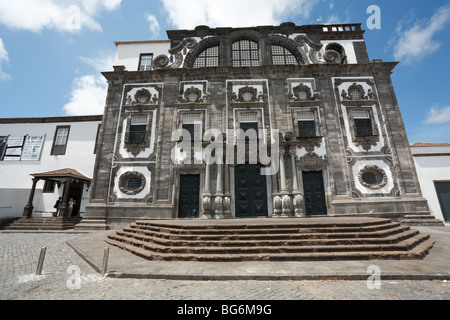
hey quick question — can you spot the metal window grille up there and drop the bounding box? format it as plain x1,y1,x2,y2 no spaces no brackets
240,122,258,140
297,112,316,137
240,112,258,123
129,116,147,143
232,40,259,67
362,172,380,185
127,177,142,190
193,46,219,68
271,45,299,65
183,114,202,141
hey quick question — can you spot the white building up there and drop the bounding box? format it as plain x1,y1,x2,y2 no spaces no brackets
411,142,450,223
0,115,102,220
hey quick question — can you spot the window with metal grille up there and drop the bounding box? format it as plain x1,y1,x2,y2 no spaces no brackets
240,122,259,140
271,45,299,65
240,113,259,140
129,116,147,143
232,40,260,67
353,111,373,137
182,113,202,141
127,177,143,190
362,171,381,185
51,126,70,155
139,54,153,71
193,46,219,68
298,112,316,138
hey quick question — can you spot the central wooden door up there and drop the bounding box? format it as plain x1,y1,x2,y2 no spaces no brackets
178,174,200,218
302,171,327,216
234,164,268,217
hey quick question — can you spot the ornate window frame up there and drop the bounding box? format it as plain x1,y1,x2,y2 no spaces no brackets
358,165,388,190
118,171,147,195
346,106,379,151
290,106,322,139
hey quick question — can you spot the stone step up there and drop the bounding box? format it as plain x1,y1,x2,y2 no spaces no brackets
105,218,435,261
120,224,411,242
4,217,81,230
130,220,400,236
104,236,435,261
114,228,419,247
73,219,110,230
106,230,428,255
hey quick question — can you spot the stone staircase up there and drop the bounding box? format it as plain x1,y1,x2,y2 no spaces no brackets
105,217,435,261
401,211,445,226
4,216,82,231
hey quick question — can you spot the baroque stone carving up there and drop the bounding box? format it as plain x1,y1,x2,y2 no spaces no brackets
293,34,342,65
293,194,305,217
281,194,292,217
134,89,151,104
273,195,282,217
291,83,312,101
237,86,258,102
153,38,198,70
297,152,328,171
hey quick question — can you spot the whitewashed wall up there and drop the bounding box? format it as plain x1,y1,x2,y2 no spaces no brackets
411,145,450,222
114,41,171,71
0,118,101,218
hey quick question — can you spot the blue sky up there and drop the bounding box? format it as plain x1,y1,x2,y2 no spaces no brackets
0,0,449,143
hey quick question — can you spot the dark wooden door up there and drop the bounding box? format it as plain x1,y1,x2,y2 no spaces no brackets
178,174,200,218
302,171,327,216
235,164,268,217
435,181,450,221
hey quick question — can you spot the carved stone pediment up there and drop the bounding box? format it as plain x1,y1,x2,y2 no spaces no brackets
291,83,312,101
236,86,259,102
297,152,328,171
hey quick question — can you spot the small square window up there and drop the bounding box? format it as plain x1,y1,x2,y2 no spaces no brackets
139,54,153,71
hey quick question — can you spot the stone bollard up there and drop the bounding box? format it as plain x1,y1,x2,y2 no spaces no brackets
36,247,47,275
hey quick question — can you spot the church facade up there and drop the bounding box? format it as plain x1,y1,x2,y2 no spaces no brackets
80,22,431,229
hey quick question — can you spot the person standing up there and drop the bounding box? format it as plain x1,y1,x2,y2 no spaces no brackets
68,198,74,218
53,197,61,217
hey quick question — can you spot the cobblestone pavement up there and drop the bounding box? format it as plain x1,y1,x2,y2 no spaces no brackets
0,232,449,300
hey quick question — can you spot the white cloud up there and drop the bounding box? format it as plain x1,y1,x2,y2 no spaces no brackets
161,0,318,29
425,106,450,125
63,54,114,116
393,5,450,64
0,38,11,81
63,75,107,115
79,54,115,73
146,14,161,37
0,0,121,33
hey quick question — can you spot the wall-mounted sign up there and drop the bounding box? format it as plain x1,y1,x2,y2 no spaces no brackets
3,136,24,161
21,135,45,161
6,136,24,147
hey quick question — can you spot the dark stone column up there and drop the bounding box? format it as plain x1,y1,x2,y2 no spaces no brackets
59,179,71,219
22,178,39,218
